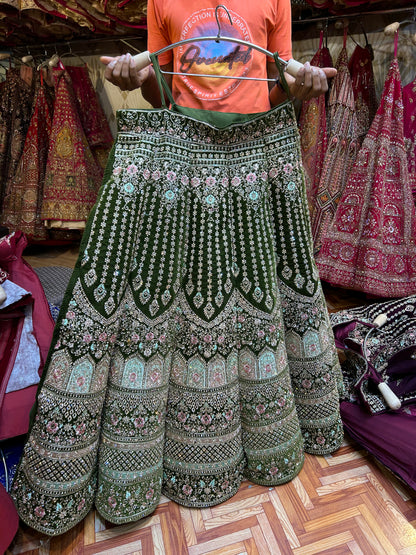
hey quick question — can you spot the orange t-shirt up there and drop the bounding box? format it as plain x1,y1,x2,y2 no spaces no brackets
147,0,292,113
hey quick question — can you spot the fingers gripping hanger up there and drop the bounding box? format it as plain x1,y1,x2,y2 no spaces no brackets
131,4,304,80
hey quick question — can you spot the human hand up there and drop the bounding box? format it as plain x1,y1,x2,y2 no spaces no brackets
100,52,151,91
288,61,337,101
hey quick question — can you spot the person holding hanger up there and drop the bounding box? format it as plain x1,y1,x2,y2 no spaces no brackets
101,1,336,110
11,0,344,537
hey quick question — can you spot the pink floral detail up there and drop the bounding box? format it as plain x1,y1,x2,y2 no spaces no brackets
316,436,326,445
258,330,265,338
221,177,229,186
77,498,86,511
177,411,187,423
192,373,201,383
269,324,276,333
204,335,212,343
109,334,117,344
256,404,266,415
66,310,75,319
225,409,233,421
260,171,268,181
246,172,257,183
206,176,216,186
53,368,62,380
283,163,293,174
83,333,93,343
111,414,119,425
217,336,225,344
181,175,189,185
191,177,200,187
269,466,278,476
150,371,161,383
201,413,212,425
237,315,245,323
278,398,286,407
143,168,151,179
46,421,58,434
190,335,199,345
127,164,138,175
145,488,154,499
265,364,272,373
243,363,252,375
134,417,145,429
221,480,230,490
76,376,85,388
167,171,177,182
108,496,117,508
152,170,161,180
302,379,312,389
182,484,193,495
98,332,107,342
269,168,278,178
231,176,241,187
159,334,166,343
113,166,122,176
129,372,137,382
55,340,61,349
34,506,45,518
146,332,154,341
76,423,86,435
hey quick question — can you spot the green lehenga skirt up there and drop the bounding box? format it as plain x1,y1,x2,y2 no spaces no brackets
12,100,343,535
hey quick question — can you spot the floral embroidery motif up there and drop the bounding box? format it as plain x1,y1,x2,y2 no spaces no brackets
12,102,343,536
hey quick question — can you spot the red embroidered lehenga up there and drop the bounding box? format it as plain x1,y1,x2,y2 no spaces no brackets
0,68,35,212
309,32,358,252
402,75,416,202
316,33,416,298
298,31,333,216
348,41,377,146
41,64,103,229
1,74,53,240
65,65,113,173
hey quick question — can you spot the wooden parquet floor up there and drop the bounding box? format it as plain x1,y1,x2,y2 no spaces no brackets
5,244,416,555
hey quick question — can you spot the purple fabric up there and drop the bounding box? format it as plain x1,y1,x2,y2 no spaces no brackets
341,401,416,491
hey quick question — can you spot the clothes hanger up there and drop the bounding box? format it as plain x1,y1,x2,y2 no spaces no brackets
383,6,416,44
130,4,303,81
57,42,87,66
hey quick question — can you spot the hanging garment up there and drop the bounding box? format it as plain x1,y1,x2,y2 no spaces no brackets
298,32,333,216
316,34,416,298
0,67,35,212
348,42,377,145
1,75,53,240
41,65,103,228
11,58,343,536
310,37,359,253
65,64,113,173
402,76,416,201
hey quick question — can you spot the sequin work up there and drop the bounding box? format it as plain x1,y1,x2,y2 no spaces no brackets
12,101,343,536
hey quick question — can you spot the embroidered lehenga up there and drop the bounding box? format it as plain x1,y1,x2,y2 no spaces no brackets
316,35,416,298
12,58,343,536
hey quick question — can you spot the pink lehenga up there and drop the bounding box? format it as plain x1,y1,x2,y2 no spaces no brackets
298,31,333,216
316,32,416,298
309,31,359,253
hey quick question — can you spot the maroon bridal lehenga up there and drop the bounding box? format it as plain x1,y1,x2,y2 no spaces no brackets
316,32,416,298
